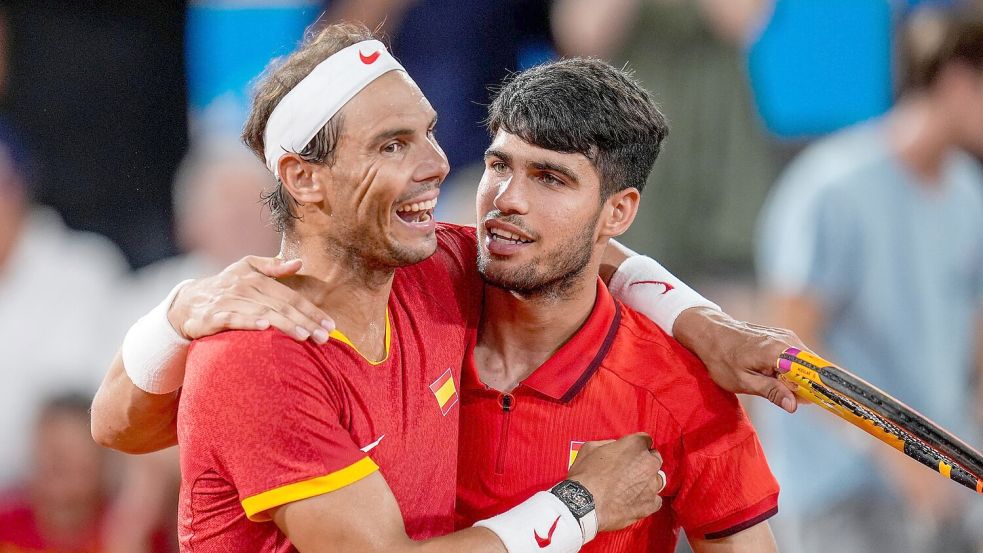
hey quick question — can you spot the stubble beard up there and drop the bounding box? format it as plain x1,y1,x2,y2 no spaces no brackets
478,211,599,301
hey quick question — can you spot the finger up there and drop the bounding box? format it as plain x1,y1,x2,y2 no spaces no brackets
745,372,798,413
579,439,615,457
625,431,653,450
647,447,663,466
258,297,332,341
185,311,278,339
248,277,335,332
209,299,329,343
258,310,328,342
656,469,667,493
581,439,616,453
242,256,304,279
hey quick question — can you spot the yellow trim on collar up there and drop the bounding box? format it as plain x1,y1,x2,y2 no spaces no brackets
328,309,391,365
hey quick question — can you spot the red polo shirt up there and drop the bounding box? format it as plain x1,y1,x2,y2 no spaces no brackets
177,224,481,552
456,280,779,552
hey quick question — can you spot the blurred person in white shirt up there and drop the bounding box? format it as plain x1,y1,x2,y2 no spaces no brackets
0,118,129,487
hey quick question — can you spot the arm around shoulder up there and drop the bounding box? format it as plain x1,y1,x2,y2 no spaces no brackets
271,472,508,553
91,281,192,453
91,350,181,453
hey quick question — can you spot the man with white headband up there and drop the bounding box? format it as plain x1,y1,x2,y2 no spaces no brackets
92,23,799,553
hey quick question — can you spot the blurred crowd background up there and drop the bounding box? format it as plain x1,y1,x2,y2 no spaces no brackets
1,1,982,552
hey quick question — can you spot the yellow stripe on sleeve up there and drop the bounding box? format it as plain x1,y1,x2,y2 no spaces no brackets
241,456,380,521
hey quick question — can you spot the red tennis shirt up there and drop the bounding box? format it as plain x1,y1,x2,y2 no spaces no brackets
455,280,779,551
176,224,480,552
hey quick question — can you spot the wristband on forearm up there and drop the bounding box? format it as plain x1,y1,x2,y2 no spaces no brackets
120,280,194,394
608,255,720,336
474,481,596,553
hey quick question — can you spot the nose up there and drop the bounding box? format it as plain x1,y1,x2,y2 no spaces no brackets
413,134,450,185
492,174,529,215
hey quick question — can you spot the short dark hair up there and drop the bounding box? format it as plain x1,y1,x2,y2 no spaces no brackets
900,8,983,93
242,22,377,232
486,58,669,198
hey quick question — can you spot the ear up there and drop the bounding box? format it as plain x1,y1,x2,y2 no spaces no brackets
278,153,327,204
599,187,640,239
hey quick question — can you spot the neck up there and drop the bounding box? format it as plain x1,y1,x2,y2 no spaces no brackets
475,268,599,392
280,231,394,361
889,95,957,185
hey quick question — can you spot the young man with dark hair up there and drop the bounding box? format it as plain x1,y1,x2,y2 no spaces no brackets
456,59,778,552
92,23,794,553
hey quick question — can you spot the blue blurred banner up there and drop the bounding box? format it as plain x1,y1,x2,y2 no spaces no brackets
186,1,324,137
747,0,895,140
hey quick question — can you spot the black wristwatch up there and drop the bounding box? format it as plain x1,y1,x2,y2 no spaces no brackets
550,480,598,542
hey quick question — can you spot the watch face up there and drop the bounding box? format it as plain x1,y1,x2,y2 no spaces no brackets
553,480,595,518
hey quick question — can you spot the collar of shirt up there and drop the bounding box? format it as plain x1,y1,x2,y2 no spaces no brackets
463,278,622,403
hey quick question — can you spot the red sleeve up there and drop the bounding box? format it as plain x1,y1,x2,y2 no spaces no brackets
674,429,779,539
180,330,377,522
657,341,779,539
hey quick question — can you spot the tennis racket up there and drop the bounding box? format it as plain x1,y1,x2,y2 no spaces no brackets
777,347,983,494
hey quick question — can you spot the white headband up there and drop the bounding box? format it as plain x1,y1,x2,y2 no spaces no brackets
263,39,405,178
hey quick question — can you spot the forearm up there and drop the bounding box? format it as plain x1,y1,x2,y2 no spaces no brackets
402,528,507,553
91,351,180,453
275,472,510,553
290,527,505,553
673,306,733,357
603,243,803,411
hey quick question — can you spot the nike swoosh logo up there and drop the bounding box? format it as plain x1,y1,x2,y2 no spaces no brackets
360,434,385,452
630,280,674,295
534,515,561,548
359,50,381,65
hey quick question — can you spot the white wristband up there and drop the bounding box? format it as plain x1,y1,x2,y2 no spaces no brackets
121,280,194,394
474,491,585,553
608,255,720,336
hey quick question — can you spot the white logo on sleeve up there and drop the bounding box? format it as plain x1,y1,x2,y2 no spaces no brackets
360,434,385,453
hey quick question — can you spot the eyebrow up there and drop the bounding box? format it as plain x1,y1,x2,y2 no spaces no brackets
530,160,579,185
484,148,511,163
370,127,414,145
370,115,438,145
485,148,580,184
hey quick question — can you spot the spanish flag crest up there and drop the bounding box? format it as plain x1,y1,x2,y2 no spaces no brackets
568,441,586,468
429,368,458,416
